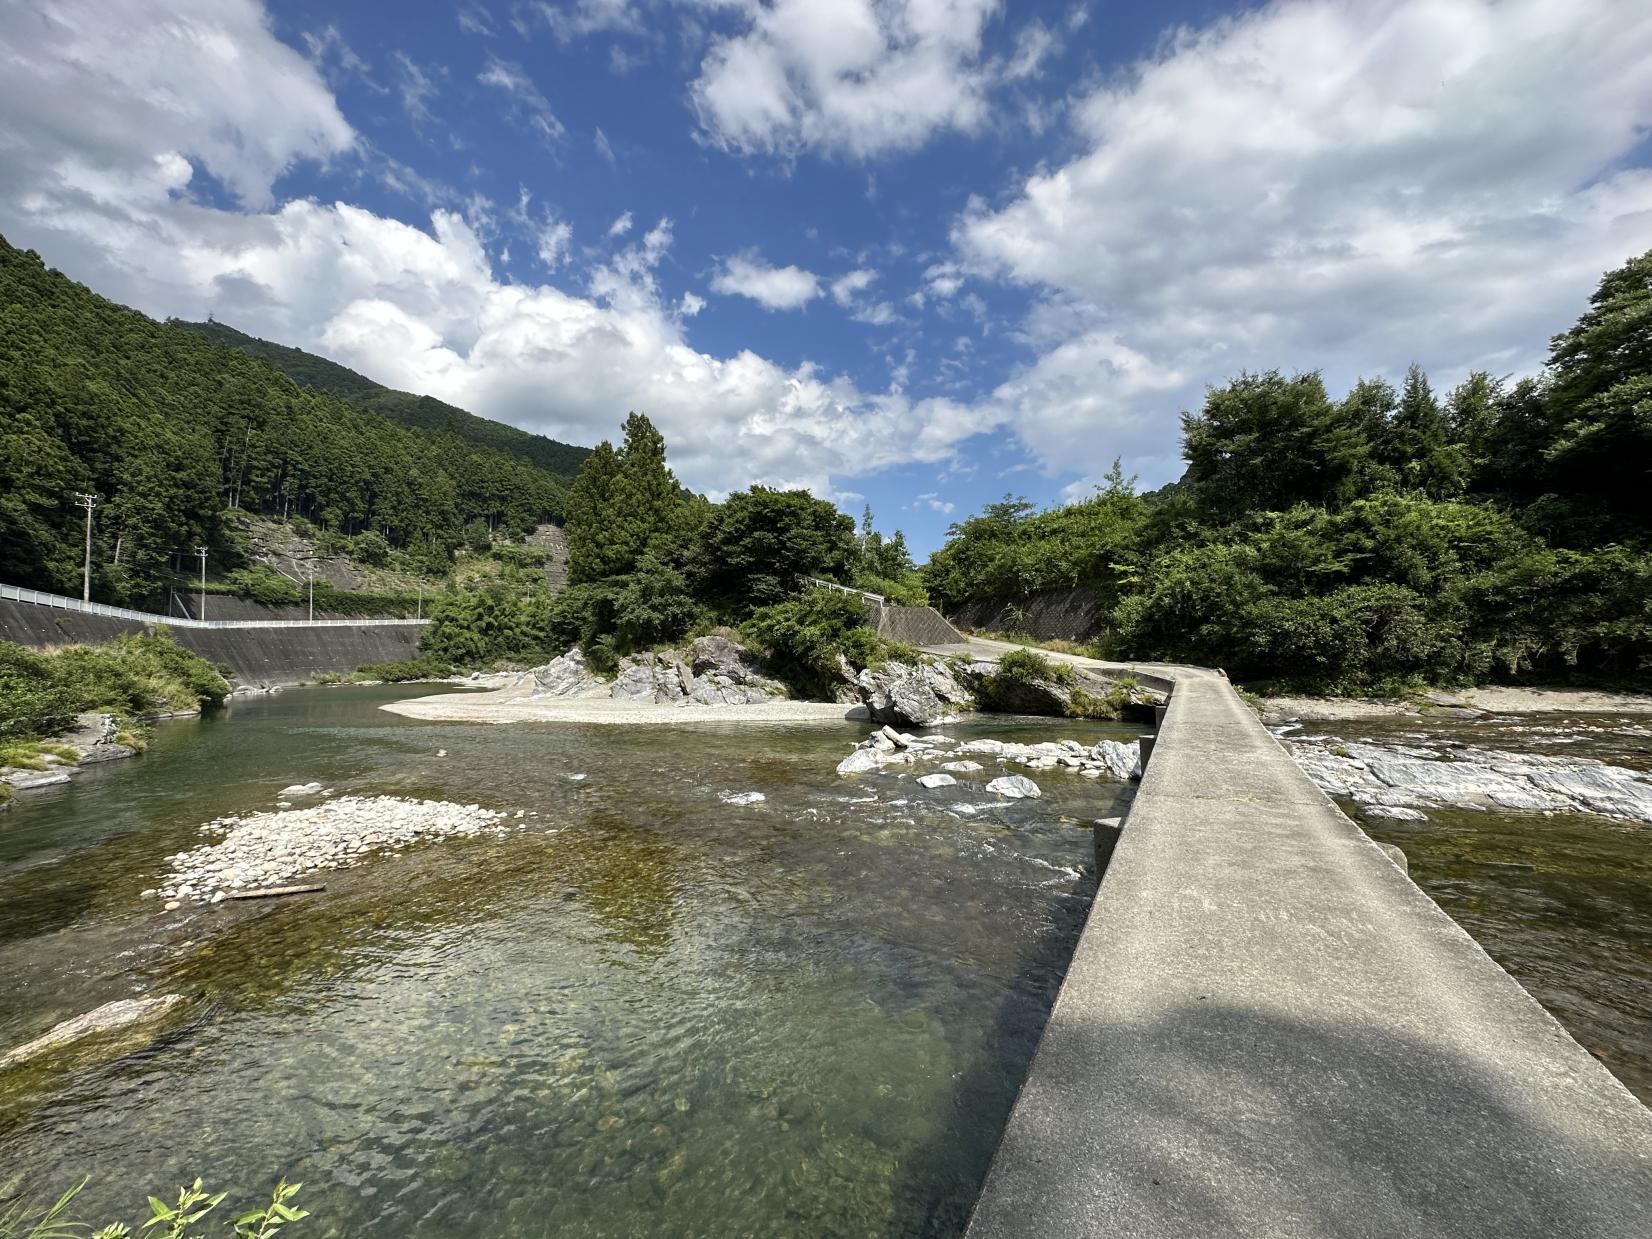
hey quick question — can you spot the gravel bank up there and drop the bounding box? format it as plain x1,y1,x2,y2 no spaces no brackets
1264,686,1652,722
381,682,868,725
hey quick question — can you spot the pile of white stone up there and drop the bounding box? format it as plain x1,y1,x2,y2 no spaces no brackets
144,795,516,907
836,725,1140,786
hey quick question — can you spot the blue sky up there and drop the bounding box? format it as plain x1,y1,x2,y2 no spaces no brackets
3,0,1650,555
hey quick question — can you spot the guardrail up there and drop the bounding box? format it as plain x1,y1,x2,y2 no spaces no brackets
801,577,885,606
1,583,429,629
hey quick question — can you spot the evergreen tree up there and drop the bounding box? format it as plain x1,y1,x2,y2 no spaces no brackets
1542,249,1652,527
607,412,680,573
1386,364,1465,498
564,440,623,584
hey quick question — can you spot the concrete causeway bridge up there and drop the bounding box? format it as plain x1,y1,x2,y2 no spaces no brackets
939,640,1652,1238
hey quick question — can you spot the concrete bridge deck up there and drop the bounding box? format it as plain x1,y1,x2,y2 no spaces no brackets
935,639,1652,1238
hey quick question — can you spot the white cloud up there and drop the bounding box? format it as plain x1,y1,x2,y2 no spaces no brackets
457,4,497,37
0,0,354,211
914,492,955,514
690,0,1006,158
830,267,877,305
0,0,1004,503
956,0,1652,483
392,51,439,125
607,210,634,237
710,251,822,310
478,56,565,144
535,217,573,268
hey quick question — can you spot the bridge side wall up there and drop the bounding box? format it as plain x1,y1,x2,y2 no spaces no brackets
876,605,963,646
0,599,424,686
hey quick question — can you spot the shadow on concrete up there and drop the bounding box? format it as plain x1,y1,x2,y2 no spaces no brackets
967,998,1652,1237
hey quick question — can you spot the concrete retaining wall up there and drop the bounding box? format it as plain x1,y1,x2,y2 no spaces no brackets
964,651,1652,1237
0,599,424,686
949,586,1106,642
876,605,962,646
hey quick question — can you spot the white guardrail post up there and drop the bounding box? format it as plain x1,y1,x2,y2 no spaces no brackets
0,582,429,629
801,576,886,607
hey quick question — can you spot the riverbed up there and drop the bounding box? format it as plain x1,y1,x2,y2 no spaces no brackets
1276,710,1652,1105
0,684,1139,1237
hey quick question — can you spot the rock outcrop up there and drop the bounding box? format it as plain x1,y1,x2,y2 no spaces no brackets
1284,734,1652,824
856,658,973,727
531,648,601,697
684,636,788,705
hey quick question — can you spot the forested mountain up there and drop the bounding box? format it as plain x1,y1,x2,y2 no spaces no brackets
178,320,590,478
926,251,1652,690
0,237,579,603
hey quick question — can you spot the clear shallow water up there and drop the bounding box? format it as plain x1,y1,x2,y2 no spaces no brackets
0,686,1139,1237
1288,712,1652,1105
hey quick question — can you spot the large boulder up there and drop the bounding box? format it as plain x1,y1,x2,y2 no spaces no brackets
685,635,787,705
611,652,693,703
856,659,973,727
530,648,601,698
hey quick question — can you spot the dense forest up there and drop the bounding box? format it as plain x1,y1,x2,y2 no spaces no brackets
400,410,924,690
0,238,582,603
925,250,1652,691
178,320,591,478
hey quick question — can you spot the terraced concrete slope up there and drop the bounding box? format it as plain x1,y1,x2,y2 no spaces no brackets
955,643,1652,1239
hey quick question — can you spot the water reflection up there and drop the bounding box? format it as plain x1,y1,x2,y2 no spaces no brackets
0,686,1136,1237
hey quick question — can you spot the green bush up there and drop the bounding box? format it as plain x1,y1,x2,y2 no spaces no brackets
742,592,913,698
1,1175,310,1239
356,656,450,682
351,530,391,566
0,631,228,745
420,583,554,669
223,566,301,607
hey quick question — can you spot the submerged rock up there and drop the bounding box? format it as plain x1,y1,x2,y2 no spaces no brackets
719,791,766,806
916,773,957,789
987,775,1042,800
1,995,187,1069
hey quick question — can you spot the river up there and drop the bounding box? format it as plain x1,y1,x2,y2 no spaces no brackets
0,685,1139,1237
1278,710,1652,1106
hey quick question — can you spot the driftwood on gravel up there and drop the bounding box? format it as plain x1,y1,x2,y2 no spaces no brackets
227,883,326,900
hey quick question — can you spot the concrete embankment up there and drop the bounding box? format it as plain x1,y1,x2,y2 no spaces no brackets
0,598,423,686
957,647,1652,1238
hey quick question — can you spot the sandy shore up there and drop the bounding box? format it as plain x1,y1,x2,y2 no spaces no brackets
382,682,868,726
1265,686,1652,722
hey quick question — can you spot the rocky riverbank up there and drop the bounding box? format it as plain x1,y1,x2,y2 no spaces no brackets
1280,727,1652,823
0,713,144,807
146,794,524,906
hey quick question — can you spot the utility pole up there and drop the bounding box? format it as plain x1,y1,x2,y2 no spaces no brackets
416,581,423,620
195,546,208,620
73,492,99,602
308,565,315,621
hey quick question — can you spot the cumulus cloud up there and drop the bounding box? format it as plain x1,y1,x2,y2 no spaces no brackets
958,0,1652,482
0,0,354,211
478,56,565,143
830,267,877,305
710,251,822,310
690,0,1008,158
0,0,998,501
607,210,634,237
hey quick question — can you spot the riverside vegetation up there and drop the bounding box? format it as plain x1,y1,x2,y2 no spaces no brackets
1,1176,309,1239
925,250,1652,694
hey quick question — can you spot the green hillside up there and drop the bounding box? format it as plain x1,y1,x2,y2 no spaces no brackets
178,319,591,478
0,236,576,603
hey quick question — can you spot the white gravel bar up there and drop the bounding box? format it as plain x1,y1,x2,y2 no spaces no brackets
381,682,868,725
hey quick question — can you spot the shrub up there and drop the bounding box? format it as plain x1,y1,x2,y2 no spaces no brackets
742,592,893,697
351,530,391,566
223,566,301,607
356,656,450,682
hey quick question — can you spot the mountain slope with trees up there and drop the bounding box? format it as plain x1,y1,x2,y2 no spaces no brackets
177,319,591,478
926,250,1652,691
0,237,582,603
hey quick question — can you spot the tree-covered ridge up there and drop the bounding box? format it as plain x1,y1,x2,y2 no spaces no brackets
927,250,1652,691
177,319,591,479
0,237,575,602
